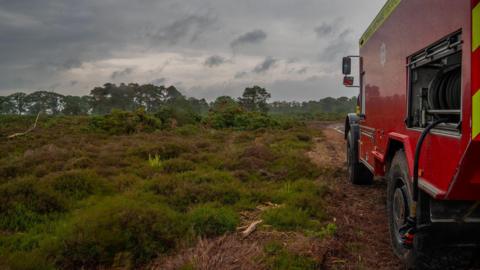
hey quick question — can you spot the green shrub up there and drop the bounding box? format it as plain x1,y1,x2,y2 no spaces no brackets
262,206,311,231
188,204,239,237
162,159,195,173
146,171,245,210
263,242,318,270
48,170,112,200
132,141,190,160
159,142,191,160
89,108,160,135
233,112,278,130
110,173,142,192
272,115,304,130
274,180,327,219
204,103,279,130
0,178,66,231
203,100,242,129
269,155,320,181
287,192,325,220
176,170,236,185
45,196,187,268
175,124,201,136
154,106,201,128
308,223,337,239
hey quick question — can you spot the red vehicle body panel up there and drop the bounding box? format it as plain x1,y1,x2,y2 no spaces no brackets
359,0,480,200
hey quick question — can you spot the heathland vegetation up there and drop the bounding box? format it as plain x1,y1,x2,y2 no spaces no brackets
0,85,352,269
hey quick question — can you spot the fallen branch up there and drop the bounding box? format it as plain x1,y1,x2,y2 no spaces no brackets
7,112,41,139
236,225,249,231
242,220,262,238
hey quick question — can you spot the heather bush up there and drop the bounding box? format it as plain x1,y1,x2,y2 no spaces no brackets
188,204,239,237
204,109,279,130
262,206,312,231
161,158,196,173
0,178,66,231
130,141,191,160
274,180,328,219
45,196,187,268
46,170,112,200
146,170,246,211
263,242,319,270
154,106,201,128
89,108,160,134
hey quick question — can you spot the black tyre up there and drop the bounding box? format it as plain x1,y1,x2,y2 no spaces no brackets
346,131,373,185
387,150,433,269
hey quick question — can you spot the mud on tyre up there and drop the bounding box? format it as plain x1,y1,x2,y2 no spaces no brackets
346,131,373,185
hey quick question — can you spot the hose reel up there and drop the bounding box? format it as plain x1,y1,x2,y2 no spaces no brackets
424,65,461,124
427,65,461,111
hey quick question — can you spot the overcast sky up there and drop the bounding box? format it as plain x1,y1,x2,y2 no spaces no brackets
0,0,385,101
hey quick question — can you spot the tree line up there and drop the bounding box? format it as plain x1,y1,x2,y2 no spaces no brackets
0,83,356,116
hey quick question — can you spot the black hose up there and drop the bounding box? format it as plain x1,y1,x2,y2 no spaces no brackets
428,66,461,111
412,118,448,202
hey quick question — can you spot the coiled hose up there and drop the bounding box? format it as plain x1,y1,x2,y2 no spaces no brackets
428,66,461,111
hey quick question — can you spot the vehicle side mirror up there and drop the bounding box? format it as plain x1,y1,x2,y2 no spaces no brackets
343,76,354,86
342,57,352,75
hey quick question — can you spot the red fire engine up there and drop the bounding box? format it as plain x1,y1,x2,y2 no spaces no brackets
343,0,480,268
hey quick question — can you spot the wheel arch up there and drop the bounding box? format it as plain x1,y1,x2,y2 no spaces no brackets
385,139,404,173
385,133,415,178
344,113,360,141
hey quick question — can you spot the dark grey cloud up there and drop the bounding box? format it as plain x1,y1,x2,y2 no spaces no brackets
253,57,277,74
234,71,248,79
314,23,334,37
110,68,134,80
230,29,267,49
57,58,83,71
297,67,308,74
318,29,354,63
204,55,227,67
145,13,217,45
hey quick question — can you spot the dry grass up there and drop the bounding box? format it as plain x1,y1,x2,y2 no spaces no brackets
155,235,264,270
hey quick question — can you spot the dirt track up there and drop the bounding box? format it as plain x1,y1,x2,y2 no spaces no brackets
307,122,402,269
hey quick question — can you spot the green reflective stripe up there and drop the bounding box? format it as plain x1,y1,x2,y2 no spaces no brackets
474,3,480,51
473,90,480,140
360,0,402,47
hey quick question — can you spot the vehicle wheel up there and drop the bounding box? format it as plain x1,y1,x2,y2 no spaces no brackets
346,131,373,185
387,150,432,269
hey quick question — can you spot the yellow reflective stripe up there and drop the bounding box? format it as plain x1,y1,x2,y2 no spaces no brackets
360,0,402,47
474,3,480,51
473,90,480,139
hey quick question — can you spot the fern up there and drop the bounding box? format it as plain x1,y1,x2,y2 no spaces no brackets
148,154,162,168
